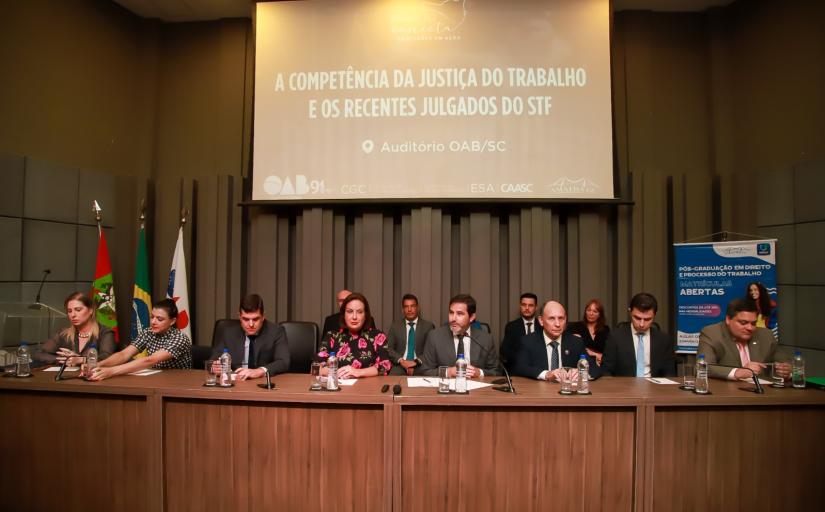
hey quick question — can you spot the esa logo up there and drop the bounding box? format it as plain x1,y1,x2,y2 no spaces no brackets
471,183,534,193
757,243,771,255
263,175,310,196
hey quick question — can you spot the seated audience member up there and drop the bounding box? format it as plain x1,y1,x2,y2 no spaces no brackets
698,298,790,380
210,293,289,380
321,289,351,337
499,292,540,371
512,300,600,381
386,293,435,376
34,291,116,366
602,292,676,377
566,298,610,365
88,299,192,380
316,292,392,378
419,294,501,377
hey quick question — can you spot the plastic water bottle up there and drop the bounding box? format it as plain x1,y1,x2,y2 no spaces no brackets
694,354,709,394
792,350,806,389
85,343,98,378
326,352,339,390
16,342,31,377
455,353,468,394
219,348,232,386
577,354,590,394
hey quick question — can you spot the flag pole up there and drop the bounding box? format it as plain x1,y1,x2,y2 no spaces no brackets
138,198,146,230
93,200,103,236
179,207,189,229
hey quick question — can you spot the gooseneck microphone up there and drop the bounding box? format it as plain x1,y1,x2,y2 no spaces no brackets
257,367,275,390
54,358,70,381
707,363,765,394
464,331,515,394
29,269,51,309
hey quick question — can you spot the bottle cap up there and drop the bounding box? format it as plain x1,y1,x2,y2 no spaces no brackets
579,354,587,359
794,350,802,356
329,351,336,356
20,341,27,346
223,348,229,353
697,354,705,360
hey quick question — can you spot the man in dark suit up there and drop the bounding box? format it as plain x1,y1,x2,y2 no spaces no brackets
602,292,676,377
511,300,600,381
321,289,351,337
419,294,501,377
386,293,435,376
499,292,540,371
210,294,290,379
698,298,790,381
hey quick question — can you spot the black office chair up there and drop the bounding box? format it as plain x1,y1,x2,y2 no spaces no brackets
191,345,213,370
211,319,238,347
280,321,319,373
478,322,491,334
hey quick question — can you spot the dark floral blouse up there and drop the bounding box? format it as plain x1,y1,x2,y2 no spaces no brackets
317,328,393,375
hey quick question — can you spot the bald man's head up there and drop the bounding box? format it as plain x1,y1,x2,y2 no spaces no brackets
538,300,567,339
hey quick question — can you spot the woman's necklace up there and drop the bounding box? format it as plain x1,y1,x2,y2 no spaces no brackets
78,331,91,339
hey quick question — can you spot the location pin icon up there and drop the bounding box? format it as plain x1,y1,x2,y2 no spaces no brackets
362,140,374,154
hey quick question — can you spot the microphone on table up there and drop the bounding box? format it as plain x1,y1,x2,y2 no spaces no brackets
381,384,390,393
54,358,70,381
392,384,402,395
257,367,275,390
707,363,764,394
464,331,515,394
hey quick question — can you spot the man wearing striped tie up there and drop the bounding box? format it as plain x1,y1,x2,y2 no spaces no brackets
386,294,435,375
602,293,677,378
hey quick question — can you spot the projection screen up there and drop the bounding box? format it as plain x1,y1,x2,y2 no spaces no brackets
252,0,614,201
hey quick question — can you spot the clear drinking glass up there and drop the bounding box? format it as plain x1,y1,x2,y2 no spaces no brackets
560,368,574,394
679,363,695,390
310,362,322,390
204,360,217,386
770,362,785,388
438,366,451,393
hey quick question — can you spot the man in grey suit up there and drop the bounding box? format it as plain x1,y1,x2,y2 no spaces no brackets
420,294,501,377
386,293,435,375
698,298,790,381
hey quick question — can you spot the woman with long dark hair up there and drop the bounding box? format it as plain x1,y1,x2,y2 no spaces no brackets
566,299,610,365
745,282,775,329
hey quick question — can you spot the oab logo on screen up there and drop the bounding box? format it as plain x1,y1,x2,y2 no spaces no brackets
263,175,320,196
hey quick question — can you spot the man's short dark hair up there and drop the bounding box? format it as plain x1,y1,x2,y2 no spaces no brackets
520,292,538,303
449,294,476,316
240,294,264,314
629,292,658,314
726,298,757,318
401,293,418,304
154,298,178,319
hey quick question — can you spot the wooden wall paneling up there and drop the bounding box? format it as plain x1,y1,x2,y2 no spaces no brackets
641,173,670,331
578,210,610,317
318,208,335,322
399,406,636,511
359,212,385,325
651,406,825,511
398,211,412,303
229,175,242,317
468,212,493,327
333,212,348,306
195,176,218,343
152,176,181,306
247,210,278,319
298,208,324,326
381,214,394,329
440,212,452,325
276,215,290,322
505,210,520,324
567,212,581,312
0,391,154,512
671,173,713,244
113,175,149,343
548,208,561,301
489,214,502,342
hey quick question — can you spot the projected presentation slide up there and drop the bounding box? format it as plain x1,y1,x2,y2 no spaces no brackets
252,0,614,201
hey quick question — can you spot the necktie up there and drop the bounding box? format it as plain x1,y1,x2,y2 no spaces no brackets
527,322,533,335
737,342,750,366
456,334,465,359
636,332,645,377
245,335,256,368
405,321,416,360
550,340,559,370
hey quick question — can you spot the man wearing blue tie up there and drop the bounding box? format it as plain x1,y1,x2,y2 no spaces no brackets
601,293,676,378
385,294,435,375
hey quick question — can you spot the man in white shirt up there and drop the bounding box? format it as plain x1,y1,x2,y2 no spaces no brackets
419,294,501,377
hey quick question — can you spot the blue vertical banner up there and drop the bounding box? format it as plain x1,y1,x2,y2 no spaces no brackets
674,240,778,353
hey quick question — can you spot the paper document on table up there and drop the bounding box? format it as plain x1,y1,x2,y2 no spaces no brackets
338,378,357,386
129,369,162,376
406,377,492,390
646,377,680,384
43,366,79,372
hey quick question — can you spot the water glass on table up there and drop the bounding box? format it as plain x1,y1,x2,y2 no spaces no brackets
204,360,217,386
310,362,322,390
437,366,451,393
770,362,785,388
679,362,695,390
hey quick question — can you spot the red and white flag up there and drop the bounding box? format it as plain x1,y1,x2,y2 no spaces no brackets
166,227,191,340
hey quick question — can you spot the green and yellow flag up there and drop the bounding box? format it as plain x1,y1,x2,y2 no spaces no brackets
130,226,151,340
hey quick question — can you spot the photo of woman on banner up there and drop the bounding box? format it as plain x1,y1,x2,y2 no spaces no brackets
744,281,777,330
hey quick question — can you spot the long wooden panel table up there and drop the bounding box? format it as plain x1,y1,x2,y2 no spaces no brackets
2,370,824,511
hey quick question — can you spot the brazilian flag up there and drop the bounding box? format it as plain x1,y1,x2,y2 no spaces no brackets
130,227,152,341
